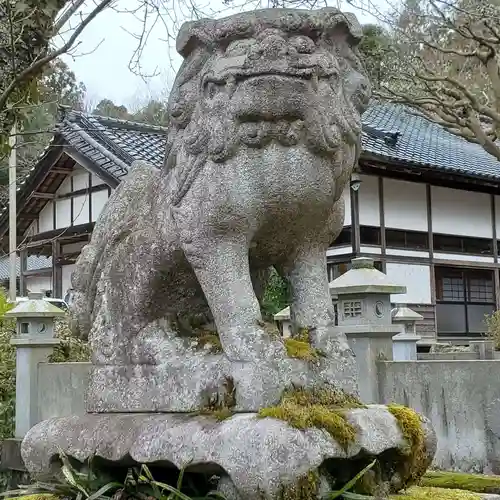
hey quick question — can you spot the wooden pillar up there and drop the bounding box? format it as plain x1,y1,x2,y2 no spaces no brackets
491,194,500,310
378,176,387,273
52,240,62,298
19,250,27,296
351,186,361,255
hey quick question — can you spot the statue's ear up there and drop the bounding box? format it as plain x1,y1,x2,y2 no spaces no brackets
177,18,212,57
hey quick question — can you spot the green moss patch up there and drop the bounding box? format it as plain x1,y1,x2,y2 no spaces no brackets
258,387,363,451
388,404,428,489
391,486,481,499
276,469,320,500
421,470,500,493
284,328,322,361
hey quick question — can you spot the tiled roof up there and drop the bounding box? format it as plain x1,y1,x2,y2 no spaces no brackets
0,255,52,281
361,103,500,181
57,109,168,183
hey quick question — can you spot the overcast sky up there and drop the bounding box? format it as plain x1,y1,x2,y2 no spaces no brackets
61,0,379,109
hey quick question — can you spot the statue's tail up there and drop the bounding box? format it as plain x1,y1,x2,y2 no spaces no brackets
69,161,162,340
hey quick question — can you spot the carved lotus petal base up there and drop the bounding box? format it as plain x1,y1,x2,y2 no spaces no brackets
21,407,436,499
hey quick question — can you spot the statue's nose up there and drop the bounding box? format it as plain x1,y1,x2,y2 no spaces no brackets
258,34,288,59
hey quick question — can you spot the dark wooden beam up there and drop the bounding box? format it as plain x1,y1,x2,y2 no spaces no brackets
19,214,39,220
63,146,119,189
55,183,108,201
22,268,52,277
70,175,74,225
19,250,27,296
17,222,95,246
52,240,63,298
50,167,73,175
31,192,55,200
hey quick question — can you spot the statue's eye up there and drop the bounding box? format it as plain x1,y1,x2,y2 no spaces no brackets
203,79,225,99
290,35,315,54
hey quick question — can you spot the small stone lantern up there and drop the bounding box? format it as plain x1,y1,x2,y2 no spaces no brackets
391,304,423,361
6,292,65,437
329,257,406,403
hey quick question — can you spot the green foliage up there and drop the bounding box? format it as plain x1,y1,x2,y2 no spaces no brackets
6,453,225,500
420,471,500,494
0,287,15,439
485,310,500,350
0,0,69,154
260,268,290,320
358,24,393,89
49,317,90,362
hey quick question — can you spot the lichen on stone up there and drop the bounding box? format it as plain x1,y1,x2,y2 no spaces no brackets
388,404,428,489
258,386,363,451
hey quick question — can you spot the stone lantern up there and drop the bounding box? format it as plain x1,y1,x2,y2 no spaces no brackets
6,292,65,437
329,257,406,402
391,304,423,361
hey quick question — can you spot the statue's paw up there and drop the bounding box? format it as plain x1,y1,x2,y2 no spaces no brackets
221,327,286,362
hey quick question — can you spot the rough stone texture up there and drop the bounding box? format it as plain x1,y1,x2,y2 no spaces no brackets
22,406,436,498
69,6,371,412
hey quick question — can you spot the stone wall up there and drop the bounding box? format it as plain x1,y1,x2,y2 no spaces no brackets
378,360,500,474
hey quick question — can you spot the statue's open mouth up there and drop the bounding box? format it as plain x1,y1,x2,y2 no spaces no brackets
202,66,329,91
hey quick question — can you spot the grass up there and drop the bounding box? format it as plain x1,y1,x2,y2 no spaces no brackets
420,470,500,494
391,486,481,499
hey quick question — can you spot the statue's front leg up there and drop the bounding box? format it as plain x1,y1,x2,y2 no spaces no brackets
180,232,285,362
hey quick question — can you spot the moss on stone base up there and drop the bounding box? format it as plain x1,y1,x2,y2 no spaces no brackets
284,328,322,361
276,469,321,500
258,387,363,451
388,404,428,489
193,332,222,354
420,471,500,494
199,376,236,421
391,486,481,499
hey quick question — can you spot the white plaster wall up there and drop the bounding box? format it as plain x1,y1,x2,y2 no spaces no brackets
62,264,76,295
25,276,51,294
57,176,72,195
91,173,106,187
38,203,53,233
326,246,351,257
359,175,379,226
55,199,71,229
385,263,432,304
432,186,492,238
384,179,427,232
72,169,89,190
343,186,351,226
91,190,109,221
386,249,430,258
433,253,495,263
73,195,89,226
494,195,500,238
360,246,381,254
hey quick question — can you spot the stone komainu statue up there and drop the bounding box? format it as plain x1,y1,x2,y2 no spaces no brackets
71,8,371,367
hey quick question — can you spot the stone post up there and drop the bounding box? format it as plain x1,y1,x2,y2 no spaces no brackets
329,257,406,403
391,304,422,361
6,292,65,438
